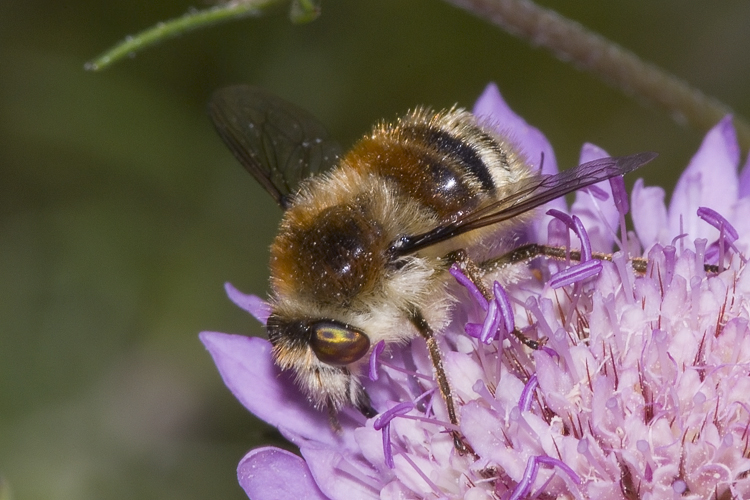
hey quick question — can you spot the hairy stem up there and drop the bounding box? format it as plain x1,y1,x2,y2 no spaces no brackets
85,0,278,71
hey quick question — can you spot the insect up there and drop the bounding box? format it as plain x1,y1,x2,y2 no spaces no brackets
208,84,656,442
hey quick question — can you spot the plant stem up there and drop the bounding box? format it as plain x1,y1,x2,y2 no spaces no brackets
442,0,750,152
85,0,279,72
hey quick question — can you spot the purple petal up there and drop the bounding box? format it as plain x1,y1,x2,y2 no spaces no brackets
739,152,750,199
472,83,563,243
631,178,669,248
225,282,271,325
301,446,382,499
668,116,740,241
472,83,557,176
199,331,345,448
570,143,619,252
730,197,750,249
238,447,327,500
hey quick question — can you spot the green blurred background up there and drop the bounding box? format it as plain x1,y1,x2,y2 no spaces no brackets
1,1,748,498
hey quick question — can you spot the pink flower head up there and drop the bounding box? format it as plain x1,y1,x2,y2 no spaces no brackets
202,84,750,499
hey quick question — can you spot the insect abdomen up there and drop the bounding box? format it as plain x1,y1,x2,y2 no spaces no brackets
345,108,517,224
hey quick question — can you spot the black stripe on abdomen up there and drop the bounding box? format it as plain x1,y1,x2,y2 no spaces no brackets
405,125,496,195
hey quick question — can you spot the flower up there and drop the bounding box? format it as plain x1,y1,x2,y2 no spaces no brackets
201,83,750,499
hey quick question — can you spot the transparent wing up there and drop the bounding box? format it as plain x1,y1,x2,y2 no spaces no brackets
390,152,658,256
208,85,343,209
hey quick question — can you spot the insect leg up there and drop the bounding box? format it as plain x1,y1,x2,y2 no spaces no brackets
355,392,378,419
326,400,343,432
408,308,472,454
445,248,493,301
447,249,541,349
480,243,650,273
481,243,720,275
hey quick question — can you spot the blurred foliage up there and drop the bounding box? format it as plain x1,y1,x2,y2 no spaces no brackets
0,0,748,499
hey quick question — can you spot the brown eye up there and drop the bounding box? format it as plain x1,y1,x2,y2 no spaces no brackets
310,321,370,366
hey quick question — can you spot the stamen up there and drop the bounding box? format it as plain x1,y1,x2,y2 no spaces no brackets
671,232,688,248
508,456,539,500
525,296,554,338
609,176,629,215
612,252,634,304
377,359,434,382
698,206,741,270
653,328,674,379
509,404,540,439
672,480,687,494
663,245,676,286
572,215,592,261
692,391,706,406
369,340,386,381
585,184,610,201
548,260,602,289
398,414,460,431
705,242,720,267
602,294,622,350
464,323,482,338
609,175,629,251
399,451,442,494
479,298,500,344
535,456,582,484
547,218,570,249
374,402,414,470
546,208,574,229
576,437,609,479
494,281,515,335
547,209,593,261
694,239,707,277
690,275,702,328
646,243,664,278
679,215,685,254
541,345,559,358
373,402,415,430
381,422,394,468
519,374,538,412
549,328,578,380
449,263,489,310
473,379,504,413
697,207,739,242
547,218,571,271
413,387,437,406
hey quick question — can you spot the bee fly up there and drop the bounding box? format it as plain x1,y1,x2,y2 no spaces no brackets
208,85,656,448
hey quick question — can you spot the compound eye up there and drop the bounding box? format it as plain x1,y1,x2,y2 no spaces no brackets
310,321,370,366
